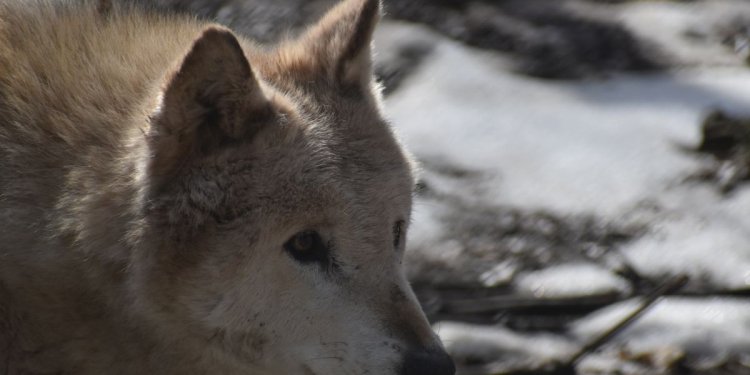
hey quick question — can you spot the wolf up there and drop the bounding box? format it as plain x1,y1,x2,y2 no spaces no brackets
0,0,455,374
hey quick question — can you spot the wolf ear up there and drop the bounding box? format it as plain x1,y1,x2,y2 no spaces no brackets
149,27,272,182
301,0,381,88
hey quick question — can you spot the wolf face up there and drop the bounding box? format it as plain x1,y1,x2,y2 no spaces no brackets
125,0,455,374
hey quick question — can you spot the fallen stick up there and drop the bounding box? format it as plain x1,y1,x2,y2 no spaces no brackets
488,274,689,375
565,273,689,366
442,293,621,314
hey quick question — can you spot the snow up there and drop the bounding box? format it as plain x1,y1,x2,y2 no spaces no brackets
623,196,750,291
436,321,576,369
380,20,750,291
384,27,750,215
515,263,632,298
573,298,750,371
437,298,750,374
375,2,750,372
609,0,750,67
479,260,518,288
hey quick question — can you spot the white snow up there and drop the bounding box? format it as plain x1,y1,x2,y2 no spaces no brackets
515,263,632,298
379,21,750,291
572,298,750,370
384,27,750,215
609,0,750,67
437,298,750,374
623,194,750,291
479,260,519,288
376,8,750,372
435,321,576,368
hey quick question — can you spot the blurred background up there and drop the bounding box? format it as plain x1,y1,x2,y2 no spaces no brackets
134,0,750,373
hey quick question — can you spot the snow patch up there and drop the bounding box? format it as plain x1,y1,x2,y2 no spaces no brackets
436,321,575,367
612,0,750,67
385,28,750,215
515,263,632,298
384,21,750,291
572,298,750,366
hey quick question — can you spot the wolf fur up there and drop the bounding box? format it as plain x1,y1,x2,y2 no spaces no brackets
0,0,454,374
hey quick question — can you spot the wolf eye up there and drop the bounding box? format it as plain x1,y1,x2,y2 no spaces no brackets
284,230,328,264
393,220,405,249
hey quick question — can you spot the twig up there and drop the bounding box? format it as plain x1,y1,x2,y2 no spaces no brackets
565,274,690,366
488,274,689,375
442,293,620,314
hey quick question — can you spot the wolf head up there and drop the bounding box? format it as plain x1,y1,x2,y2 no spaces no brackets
128,0,455,374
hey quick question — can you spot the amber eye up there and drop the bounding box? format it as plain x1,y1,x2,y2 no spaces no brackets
291,232,314,252
393,220,405,249
284,230,328,264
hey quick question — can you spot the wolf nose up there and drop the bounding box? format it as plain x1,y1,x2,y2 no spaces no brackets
400,347,456,375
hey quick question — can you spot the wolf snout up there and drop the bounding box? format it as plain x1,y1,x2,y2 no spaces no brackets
400,347,456,375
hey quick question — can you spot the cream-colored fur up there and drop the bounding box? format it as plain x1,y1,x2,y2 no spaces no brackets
0,0,452,374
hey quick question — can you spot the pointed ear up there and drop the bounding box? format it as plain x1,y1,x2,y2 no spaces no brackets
149,27,272,182
301,0,381,88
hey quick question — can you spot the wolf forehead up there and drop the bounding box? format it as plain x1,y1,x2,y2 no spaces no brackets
175,114,415,220
162,79,416,222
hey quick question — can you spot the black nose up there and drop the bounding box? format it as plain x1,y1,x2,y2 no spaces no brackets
400,348,456,375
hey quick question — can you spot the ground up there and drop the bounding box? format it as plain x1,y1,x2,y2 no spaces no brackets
132,0,750,373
